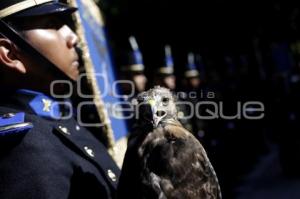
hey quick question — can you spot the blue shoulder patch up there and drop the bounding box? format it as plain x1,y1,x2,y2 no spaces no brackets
18,89,61,119
0,112,33,136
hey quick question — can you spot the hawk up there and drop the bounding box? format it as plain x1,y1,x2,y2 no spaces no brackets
118,86,221,199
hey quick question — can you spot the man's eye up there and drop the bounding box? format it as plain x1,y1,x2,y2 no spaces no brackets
44,18,64,29
46,22,63,29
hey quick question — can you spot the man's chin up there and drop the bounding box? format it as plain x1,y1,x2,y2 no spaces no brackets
69,69,80,81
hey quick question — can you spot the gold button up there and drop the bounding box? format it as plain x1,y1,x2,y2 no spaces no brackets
58,125,70,135
84,146,95,157
107,169,117,182
1,113,15,119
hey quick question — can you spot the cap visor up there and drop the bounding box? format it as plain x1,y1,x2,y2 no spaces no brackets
12,2,77,18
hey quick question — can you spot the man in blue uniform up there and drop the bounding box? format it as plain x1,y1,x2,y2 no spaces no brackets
0,0,120,198
120,36,147,96
154,45,176,91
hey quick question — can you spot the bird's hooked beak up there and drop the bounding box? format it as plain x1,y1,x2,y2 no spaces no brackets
148,99,167,127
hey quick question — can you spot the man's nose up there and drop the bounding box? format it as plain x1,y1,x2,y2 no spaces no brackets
59,25,78,48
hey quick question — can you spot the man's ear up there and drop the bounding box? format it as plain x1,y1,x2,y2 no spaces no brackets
0,38,26,73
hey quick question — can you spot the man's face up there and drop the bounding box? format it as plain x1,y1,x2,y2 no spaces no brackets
188,77,201,88
18,15,79,81
133,74,147,93
163,75,176,90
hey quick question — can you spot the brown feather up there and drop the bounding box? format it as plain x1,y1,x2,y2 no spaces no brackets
117,86,222,199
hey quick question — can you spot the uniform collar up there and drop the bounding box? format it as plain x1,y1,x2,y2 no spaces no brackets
15,89,63,119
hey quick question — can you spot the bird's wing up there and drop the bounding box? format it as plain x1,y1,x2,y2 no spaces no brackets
118,123,160,199
117,129,148,199
192,132,222,199
139,125,222,199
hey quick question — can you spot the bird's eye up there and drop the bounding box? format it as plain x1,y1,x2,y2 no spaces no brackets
162,97,169,105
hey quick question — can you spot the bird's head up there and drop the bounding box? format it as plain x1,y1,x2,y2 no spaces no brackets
136,86,178,127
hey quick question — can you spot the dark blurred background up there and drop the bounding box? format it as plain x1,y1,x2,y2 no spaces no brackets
96,1,300,198
101,1,300,75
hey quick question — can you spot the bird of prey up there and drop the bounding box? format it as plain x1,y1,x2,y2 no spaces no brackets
117,86,222,199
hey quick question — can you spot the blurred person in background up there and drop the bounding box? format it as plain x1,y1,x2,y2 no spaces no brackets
153,45,176,91
119,36,147,97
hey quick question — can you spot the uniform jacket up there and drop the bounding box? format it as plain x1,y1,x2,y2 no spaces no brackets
0,90,120,199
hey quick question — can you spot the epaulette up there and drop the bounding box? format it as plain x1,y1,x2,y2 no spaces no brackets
0,112,33,136
17,89,62,119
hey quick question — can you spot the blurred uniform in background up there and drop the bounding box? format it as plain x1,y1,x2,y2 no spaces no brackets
153,45,176,91
181,52,206,134
120,36,147,97
119,36,148,134
152,46,199,136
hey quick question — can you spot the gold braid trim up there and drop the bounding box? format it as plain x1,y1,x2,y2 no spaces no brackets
68,0,116,157
0,0,53,19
